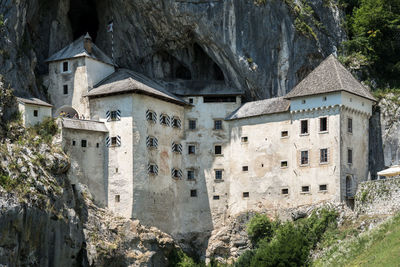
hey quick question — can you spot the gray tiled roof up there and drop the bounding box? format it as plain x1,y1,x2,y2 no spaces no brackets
85,69,187,106
45,35,115,66
226,97,290,120
284,54,376,102
165,81,244,96
62,118,108,132
16,97,53,107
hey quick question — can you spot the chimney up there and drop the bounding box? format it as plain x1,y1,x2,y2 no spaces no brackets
84,33,93,54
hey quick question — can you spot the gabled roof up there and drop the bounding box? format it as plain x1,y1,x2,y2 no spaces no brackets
284,54,376,102
165,81,244,96
226,97,290,120
45,35,115,66
16,97,53,107
85,69,188,106
61,118,108,132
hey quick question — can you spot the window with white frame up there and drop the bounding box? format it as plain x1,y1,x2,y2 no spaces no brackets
319,184,328,191
281,161,288,168
241,136,248,143
215,170,223,180
282,188,289,195
214,145,222,155
320,148,328,163
281,131,289,138
301,150,309,165
301,186,310,193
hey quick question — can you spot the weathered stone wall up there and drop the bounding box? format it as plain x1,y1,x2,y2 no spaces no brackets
355,178,400,215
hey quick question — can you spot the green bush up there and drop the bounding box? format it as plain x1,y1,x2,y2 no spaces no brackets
247,214,278,246
234,250,255,267
31,117,58,143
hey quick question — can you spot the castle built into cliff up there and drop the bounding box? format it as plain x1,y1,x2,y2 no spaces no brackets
18,34,376,236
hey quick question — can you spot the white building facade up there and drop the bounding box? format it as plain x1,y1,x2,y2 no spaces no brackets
44,37,376,236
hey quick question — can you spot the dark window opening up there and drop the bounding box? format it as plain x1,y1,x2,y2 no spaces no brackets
111,137,117,146
214,145,222,155
214,120,222,130
213,63,225,81
242,166,248,171
215,170,223,180
81,140,87,147
68,0,99,41
188,145,196,154
281,131,288,137
319,184,327,191
241,136,248,143
243,192,249,198
72,140,76,146
190,189,197,197
189,120,196,130
33,110,38,117
282,188,289,195
63,85,68,94
187,170,195,180
96,143,99,148
301,120,308,134
348,118,353,133
320,149,328,163
281,161,288,168
62,62,69,72
203,96,236,103
301,151,309,165
302,186,310,193
320,117,328,132
348,149,353,164
175,66,192,80
213,195,220,200
189,98,194,104
115,195,120,203
110,111,118,121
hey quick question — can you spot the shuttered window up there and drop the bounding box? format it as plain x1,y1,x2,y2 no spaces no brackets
146,136,158,149
106,110,121,121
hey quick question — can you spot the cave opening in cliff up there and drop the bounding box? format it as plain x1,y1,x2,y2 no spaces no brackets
193,43,225,81
68,0,99,41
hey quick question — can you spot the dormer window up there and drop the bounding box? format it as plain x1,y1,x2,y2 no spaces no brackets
62,61,69,72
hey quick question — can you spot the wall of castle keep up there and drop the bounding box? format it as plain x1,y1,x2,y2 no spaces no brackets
228,108,341,216
62,127,107,206
89,95,134,217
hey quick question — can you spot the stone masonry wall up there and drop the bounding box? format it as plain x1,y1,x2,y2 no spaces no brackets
355,177,400,215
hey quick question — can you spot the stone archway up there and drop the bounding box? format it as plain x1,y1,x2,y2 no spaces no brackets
55,106,78,118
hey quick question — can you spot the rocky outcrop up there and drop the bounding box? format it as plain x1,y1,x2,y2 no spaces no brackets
0,0,344,100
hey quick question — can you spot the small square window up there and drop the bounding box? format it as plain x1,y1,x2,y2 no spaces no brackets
187,170,195,180
215,170,223,180
243,192,249,198
302,99,306,104
189,120,196,130
190,189,197,197
323,96,327,101
116,168,118,173
242,166,248,171
282,188,289,195
300,120,308,134
111,137,117,146
63,85,68,95
301,186,310,193
320,148,328,163
301,151,309,165
348,149,353,164
72,140,76,146
213,195,220,200
320,117,328,132
319,184,327,191
241,136,248,143
96,143,99,148
347,118,353,133
188,145,196,154
281,131,288,138
189,98,194,104
115,195,120,203
214,120,223,130
81,140,87,147
281,161,288,168
62,61,69,72
214,145,222,155
33,110,38,117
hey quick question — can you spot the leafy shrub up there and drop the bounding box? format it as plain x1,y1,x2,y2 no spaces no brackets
247,214,278,246
31,117,58,143
234,250,255,267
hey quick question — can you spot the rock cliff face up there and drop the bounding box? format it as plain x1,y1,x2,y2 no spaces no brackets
0,0,344,100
